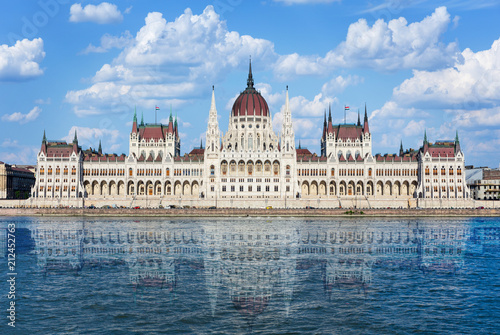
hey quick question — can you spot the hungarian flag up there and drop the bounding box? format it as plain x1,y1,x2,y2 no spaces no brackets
155,106,160,110
345,106,350,110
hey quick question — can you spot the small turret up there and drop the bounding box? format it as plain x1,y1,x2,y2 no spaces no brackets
363,104,370,134
132,107,138,133
454,130,461,154
423,130,429,153
399,140,404,156
98,140,102,155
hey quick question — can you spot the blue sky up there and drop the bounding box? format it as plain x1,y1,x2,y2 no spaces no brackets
1,0,500,168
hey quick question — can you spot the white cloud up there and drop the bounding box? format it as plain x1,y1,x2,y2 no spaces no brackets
2,106,41,124
66,6,277,116
274,7,458,77
0,139,38,165
0,38,45,81
69,2,123,24
403,119,426,137
321,75,363,95
81,31,133,54
393,37,500,110
34,98,51,105
62,126,121,151
450,107,500,128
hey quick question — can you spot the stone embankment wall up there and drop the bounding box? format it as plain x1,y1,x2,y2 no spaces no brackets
0,207,499,217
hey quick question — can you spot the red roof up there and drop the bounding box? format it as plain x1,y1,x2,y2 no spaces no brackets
296,148,312,156
428,147,454,157
232,88,269,117
189,148,205,155
335,125,363,141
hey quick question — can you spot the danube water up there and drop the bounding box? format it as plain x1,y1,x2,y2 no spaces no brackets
0,216,499,334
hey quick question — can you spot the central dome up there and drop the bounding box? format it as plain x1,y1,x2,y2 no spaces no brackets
231,61,270,117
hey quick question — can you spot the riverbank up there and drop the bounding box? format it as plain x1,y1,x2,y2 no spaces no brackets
0,207,499,217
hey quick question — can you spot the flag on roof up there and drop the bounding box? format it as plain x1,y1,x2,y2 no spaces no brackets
345,106,350,110
155,106,160,110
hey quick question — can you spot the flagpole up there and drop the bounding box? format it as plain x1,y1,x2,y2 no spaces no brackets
155,105,157,124
344,105,346,125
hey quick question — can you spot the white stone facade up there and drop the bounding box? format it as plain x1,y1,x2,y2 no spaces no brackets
30,65,470,208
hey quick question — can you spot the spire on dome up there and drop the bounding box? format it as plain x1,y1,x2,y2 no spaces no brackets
247,57,254,89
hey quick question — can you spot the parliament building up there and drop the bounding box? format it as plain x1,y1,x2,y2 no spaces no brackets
29,62,470,208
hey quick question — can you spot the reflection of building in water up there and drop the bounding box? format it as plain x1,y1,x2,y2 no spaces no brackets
29,220,493,317
202,223,299,317
419,227,468,273
32,225,84,274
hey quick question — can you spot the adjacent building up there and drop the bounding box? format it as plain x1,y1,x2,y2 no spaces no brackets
0,161,36,199
466,167,500,200
29,62,471,208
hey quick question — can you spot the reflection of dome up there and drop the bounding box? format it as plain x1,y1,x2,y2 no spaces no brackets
231,61,269,118
232,296,270,316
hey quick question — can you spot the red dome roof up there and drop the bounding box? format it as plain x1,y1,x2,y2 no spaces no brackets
231,60,270,117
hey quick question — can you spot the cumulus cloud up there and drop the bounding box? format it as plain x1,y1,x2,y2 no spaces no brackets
0,139,39,165
393,37,500,110
66,6,277,116
0,38,45,81
62,126,121,151
81,31,133,54
321,75,363,95
274,7,458,77
2,106,41,124
69,2,123,24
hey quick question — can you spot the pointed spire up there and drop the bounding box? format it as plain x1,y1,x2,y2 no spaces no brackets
73,129,78,143
133,106,137,123
98,140,102,155
298,140,301,149
454,130,461,153
210,85,217,113
200,138,203,149
328,104,332,122
424,130,428,144
247,56,254,89
363,103,370,134
42,130,47,143
169,105,173,123
140,111,144,126
284,85,290,113
323,109,327,127
357,110,361,126
400,140,404,156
